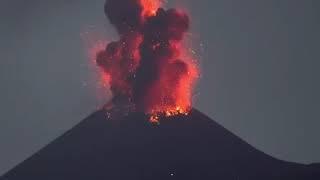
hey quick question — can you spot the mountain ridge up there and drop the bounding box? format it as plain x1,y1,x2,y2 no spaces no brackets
2,108,319,179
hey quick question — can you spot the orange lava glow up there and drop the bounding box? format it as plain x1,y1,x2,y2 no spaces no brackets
89,40,110,88
95,0,199,123
146,42,199,123
140,0,162,17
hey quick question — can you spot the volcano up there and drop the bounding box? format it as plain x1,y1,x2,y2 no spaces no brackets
2,108,319,180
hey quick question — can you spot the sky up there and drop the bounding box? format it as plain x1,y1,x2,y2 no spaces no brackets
0,0,319,176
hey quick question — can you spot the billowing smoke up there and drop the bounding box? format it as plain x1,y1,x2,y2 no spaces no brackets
96,0,198,118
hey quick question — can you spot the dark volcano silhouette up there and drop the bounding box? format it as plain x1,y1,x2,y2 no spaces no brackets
2,109,319,179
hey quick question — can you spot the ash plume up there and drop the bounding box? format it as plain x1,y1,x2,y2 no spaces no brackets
96,0,198,116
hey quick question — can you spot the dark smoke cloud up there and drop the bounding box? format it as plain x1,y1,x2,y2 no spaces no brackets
104,0,143,33
97,0,197,114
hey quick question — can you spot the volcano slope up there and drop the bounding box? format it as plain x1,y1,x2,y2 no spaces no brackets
2,109,320,180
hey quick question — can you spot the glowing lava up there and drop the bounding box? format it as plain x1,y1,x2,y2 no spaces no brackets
95,0,199,122
141,0,162,17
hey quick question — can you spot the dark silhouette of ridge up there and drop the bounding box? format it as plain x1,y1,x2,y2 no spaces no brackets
2,108,319,180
